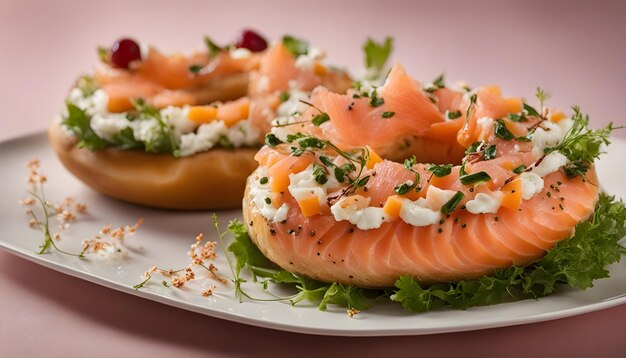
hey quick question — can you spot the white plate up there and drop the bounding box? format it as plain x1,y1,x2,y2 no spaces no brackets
0,132,625,336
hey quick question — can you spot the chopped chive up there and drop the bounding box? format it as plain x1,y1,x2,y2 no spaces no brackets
459,171,491,185
494,119,515,140
441,191,465,215
512,164,526,174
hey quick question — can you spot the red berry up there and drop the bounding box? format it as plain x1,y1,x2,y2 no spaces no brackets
109,38,142,69
235,29,268,52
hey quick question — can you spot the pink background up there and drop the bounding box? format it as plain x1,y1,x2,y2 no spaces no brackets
1,0,625,356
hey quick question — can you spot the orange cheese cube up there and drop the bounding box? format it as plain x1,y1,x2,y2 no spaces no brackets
383,195,404,218
188,106,218,124
314,63,327,76
297,195,322,217
500,179,522,210
503,97,523,114
365,146,383,169
550,111,567,123
500,161,516,171
217,97,250,127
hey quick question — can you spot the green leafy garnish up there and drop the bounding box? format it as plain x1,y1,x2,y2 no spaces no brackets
459,171,491,185
441,191,465,215
482,144,497,160
113,127,143,150
447,110,462,120
282,35,309,57
311,112,330,126
265,133,283,147
424,74,445,93
204,36,223,58
391,194,626,312
369,89,385,107
62,102,109,151
546,107,613,165
131,99,179,156
512,164,527,174
508,112,528,122
188,64,203,74
76,76,99,97
428,164,453,177
312,163,329,185
363,37,393,77
279,92,290,102
381,111,395,119
97,46,108,62
494,119,515,140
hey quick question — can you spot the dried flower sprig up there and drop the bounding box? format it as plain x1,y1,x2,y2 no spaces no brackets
81,218,143,257
22,159,86,257
22,159,142,258
133,232,226,296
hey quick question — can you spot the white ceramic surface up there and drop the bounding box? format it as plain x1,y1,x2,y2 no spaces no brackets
0,132,624,337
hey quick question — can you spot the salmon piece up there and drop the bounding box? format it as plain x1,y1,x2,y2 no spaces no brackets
244,151,599,287
457,86,524,147
311,64,444,153
94,47,259,112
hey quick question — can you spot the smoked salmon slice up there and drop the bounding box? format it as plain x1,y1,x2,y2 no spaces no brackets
243,64,603,288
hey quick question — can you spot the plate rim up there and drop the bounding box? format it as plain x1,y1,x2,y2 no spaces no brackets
1,131,625,337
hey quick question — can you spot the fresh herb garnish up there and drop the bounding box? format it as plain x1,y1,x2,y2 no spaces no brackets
459,171,491,185
62,102,109,151
260,177,269,185
508,112,528,122
546,107,613,163
447,110,462,120
428,164,453,177
395,156,421,194
494,119,515,140
265,133,283,147
512,164,527,174
441,191,465,215
465,141,484,155
312,163,329,185
482,144,497,160
424,74,446,93
312,112,330,126
76,76,99,97
466,93,478,120
97,46,108,62
282,35,309,57
131,98,179,156
369,89,385,107
188,64,203,74
204,36,223,58
381,111,395,119
523,103,541,118
113,127,143,150
363,37,393,78
279,92,290,102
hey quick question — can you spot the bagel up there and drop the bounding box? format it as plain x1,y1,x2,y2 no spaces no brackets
50,33,352,210
49,121,258,210
243,63,603,288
